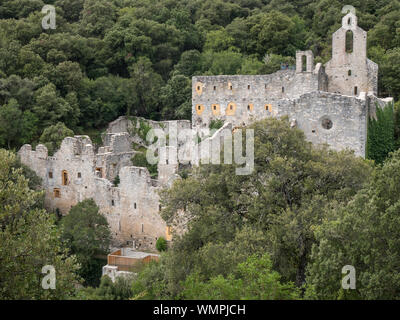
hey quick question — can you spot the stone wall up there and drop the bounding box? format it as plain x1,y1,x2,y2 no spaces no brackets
191,12,386,158
18,11,394,253
18,133,170,251
192,69,324,131
280,92,368,157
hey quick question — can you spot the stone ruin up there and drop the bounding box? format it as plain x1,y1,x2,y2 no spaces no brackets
18,12,394,250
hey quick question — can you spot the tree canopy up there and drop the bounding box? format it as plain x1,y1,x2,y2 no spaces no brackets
1,0,400,152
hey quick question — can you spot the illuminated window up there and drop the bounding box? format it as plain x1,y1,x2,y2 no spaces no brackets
226,102,236,115
195,82,203,95
211,104,220,116
62,170,68,186
195,104,205,115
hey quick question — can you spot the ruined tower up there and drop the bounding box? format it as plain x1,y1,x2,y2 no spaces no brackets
325,11,378,96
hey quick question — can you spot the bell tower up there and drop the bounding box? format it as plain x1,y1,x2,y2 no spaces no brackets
325,11,378,96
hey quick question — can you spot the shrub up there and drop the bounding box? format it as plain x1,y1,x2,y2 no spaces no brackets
156,237,168,252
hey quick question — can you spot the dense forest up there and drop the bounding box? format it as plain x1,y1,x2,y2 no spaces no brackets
2,0,400,300
1,0,400,151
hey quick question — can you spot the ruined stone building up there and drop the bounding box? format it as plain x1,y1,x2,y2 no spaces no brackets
18,12,393,250
19,118,190,251
192,11,392,158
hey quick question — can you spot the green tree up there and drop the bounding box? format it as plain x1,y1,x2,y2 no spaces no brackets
181,254,300,300
0,98,22,149
39,122,74,156
33,83,76,130
367,102,395,164
129,57,164,119
160,75,191,120
156,237,168,252
307,149,400,299
0,149,80,299
204,29,235,52
79,0,116,37
156,117,372,296
60,199,111,287
249,11,306,56
76,275,134,300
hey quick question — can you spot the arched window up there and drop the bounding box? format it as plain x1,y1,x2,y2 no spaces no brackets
346,30,353,53
354,86,358,95
302,55,307,72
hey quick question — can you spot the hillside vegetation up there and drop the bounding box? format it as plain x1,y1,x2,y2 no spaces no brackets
1,0,400,152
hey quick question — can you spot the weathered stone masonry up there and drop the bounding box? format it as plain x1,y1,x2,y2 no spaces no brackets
18,119,185,250
18,12,394,250
192,12,392,158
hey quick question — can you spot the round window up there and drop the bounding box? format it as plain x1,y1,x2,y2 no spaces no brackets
321,118,333,130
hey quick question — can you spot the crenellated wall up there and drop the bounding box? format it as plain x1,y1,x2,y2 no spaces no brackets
18,133,172,251
17,11,394,254
192,68,325,132
191,12,387,158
